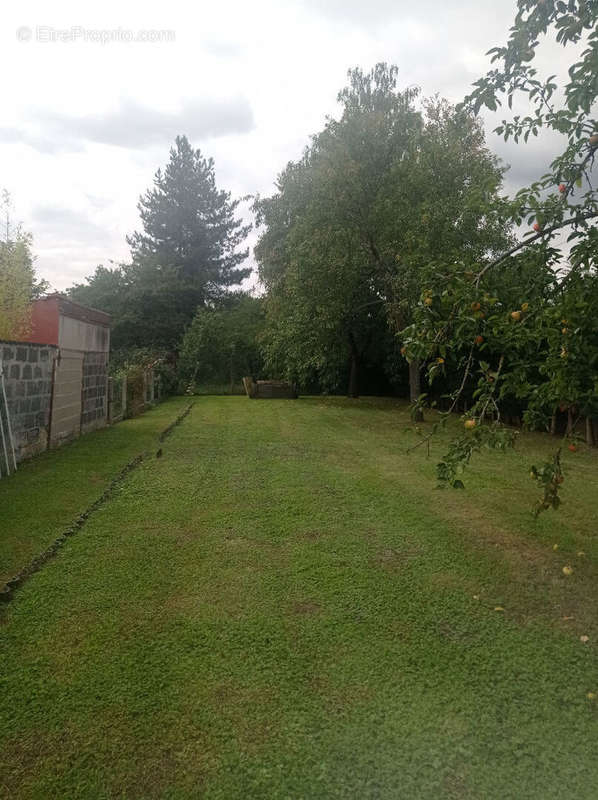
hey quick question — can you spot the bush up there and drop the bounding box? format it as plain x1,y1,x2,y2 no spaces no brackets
110,346,178,416
177,294,265,392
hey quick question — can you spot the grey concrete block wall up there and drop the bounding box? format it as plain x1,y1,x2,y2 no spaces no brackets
1,337,162,469
81,351,108,433
1,342,58,463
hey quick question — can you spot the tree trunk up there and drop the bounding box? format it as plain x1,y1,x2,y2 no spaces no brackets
550,412,557,436
408,359,423,421
567,407,574,437
348,354,359,398
586,416,595,447
347,331,359,398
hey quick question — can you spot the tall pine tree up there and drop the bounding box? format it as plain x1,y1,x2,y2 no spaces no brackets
124,135,251,348
69,136,251,351
128,136,250,288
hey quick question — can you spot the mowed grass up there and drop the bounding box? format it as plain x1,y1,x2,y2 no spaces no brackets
0,397,191,585
1,396,598,799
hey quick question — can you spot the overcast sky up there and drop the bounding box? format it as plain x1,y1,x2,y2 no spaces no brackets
1,0,571,291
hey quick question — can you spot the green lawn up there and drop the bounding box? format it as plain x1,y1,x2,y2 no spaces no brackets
0,397,191,586
1,396,598,799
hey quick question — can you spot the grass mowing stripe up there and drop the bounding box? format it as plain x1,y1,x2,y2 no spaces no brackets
158,402,194,442
0,403,193,605
0,454,144,604
0,397,192,585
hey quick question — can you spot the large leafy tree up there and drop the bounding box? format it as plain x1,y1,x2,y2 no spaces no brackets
383,98,513,408
255,65,421,396
257,222,393,395
69,136,251,350
255,66,510,400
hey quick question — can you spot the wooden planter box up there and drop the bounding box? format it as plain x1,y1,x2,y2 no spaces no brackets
243,377,298,399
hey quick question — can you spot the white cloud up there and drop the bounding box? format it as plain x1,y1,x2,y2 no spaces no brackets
0,0,577,290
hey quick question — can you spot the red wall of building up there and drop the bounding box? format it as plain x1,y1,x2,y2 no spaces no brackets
25,297,60,346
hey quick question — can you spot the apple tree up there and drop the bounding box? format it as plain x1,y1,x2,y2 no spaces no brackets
400,0,598,512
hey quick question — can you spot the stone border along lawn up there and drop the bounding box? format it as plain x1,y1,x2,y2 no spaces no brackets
0,397,193,589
